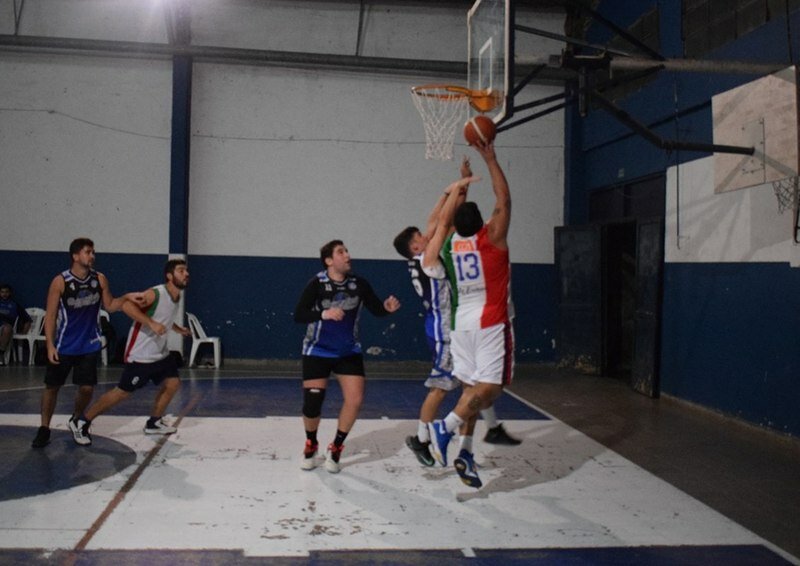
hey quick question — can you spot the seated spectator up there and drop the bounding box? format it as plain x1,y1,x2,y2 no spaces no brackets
0,283,32,364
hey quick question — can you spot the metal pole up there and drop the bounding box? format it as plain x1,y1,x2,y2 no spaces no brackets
516,54,785,76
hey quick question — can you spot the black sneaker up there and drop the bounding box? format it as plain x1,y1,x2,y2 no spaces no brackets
31,426,50,448
483,423,521,446
405,435,435,467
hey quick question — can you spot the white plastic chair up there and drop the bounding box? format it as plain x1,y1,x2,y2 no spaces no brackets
13,307,46,365
98,309,111,366
186,312,221,368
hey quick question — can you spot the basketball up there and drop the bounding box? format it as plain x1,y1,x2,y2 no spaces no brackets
463,115,497,146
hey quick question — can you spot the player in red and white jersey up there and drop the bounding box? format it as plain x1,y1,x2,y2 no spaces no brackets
425,140,515,488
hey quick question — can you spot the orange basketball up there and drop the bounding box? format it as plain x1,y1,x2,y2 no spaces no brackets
463,115,497,146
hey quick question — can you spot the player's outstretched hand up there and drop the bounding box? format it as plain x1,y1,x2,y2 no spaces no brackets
472,140,496,162
384,295,401,313
445,175,480,195
460,155,472,178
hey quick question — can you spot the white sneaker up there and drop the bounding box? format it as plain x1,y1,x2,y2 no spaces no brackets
68,417,92,446
324,443,343,474
301,440,318,471
144,418,177,435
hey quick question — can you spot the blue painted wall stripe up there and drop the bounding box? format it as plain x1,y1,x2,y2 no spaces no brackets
0,251,556,364
169,56,192,255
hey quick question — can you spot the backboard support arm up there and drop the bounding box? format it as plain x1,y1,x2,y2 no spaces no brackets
591,92,755,156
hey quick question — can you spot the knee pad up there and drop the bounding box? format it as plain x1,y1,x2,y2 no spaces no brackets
302,387,326,418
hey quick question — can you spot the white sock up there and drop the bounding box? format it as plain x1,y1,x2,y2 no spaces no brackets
418,421,430,442
480,406,498,429
444,412,464,433
459,435,473,453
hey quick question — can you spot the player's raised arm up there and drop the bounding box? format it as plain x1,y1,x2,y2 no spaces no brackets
474,141,511,248
422,175,479,271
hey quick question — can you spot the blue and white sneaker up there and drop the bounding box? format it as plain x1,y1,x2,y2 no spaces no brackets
427,419,453,467
454,449,482,488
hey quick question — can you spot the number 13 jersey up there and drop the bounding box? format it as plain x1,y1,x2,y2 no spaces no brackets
442,225,510,330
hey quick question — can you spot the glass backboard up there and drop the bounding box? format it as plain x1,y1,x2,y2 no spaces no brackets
468,0,510,123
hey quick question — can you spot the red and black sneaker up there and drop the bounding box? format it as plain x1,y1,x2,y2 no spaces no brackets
301,439,318,471
324,443,344,474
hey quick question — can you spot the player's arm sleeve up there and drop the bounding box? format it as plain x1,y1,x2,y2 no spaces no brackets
360,278,391,317
293,279,323,323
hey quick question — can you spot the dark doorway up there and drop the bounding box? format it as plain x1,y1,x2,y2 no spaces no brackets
556,174,665,397
603,222,637,380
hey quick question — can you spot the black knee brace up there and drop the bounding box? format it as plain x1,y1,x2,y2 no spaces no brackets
302,387,326,418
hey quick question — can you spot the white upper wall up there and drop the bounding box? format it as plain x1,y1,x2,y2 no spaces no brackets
0,52,172,253
0,0,565,263
187,64,563,263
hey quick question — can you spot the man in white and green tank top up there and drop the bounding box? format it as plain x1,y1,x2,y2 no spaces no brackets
68,259,192,446
425,141,514,489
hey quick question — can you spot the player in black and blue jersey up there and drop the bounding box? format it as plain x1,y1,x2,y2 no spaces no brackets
294,239,400,473
31,237,148,448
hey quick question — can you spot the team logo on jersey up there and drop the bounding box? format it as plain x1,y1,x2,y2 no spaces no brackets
324,284,332,292
453,240,476,252
348,282,357,290
91,280,98,288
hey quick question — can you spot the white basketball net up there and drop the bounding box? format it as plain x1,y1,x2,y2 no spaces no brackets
772,175,800,214
411,86,470,161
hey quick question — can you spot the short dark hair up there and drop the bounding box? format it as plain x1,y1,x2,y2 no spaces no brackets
454,202,484,237
320,239,344,268
393,227,420,259
69,237,94,257
164,259,187,279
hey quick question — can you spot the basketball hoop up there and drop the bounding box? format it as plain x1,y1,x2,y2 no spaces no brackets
411,84,502,161
410,85,470,161
771,175,800,214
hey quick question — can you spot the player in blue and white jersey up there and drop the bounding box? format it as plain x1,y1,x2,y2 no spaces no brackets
31,238,147,448
294,239,400,473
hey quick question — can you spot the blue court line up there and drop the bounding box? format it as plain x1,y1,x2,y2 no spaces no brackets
0,544,792,565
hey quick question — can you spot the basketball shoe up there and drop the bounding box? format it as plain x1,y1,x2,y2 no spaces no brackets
484,423,521,445
428,420,453,467
144,417,177,435
405,435,435,467
454,449,482,488
31,426,50,448
325,443,344,474
69,417,92,446
301,440,318,471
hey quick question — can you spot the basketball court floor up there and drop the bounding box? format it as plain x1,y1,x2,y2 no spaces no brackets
0,363,797,565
